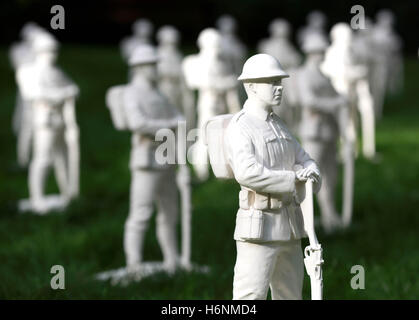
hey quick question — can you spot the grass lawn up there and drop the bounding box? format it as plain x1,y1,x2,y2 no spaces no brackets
0,45,418,299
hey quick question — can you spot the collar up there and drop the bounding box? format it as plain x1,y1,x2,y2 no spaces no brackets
243,100,272,121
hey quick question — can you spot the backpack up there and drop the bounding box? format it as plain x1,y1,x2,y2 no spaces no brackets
203,114,234,179
106,85,128,130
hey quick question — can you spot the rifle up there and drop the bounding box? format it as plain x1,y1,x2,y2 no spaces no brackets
301,178,324,300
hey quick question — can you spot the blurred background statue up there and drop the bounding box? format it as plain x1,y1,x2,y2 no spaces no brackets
258,18,302,131
16,33,80,214
183,28,238,181
216,14,246,114
120,18,154,63
297,10,328,47
322,23,376,161
297,33,347,232
216,14,247,76
9,22,48,167
370,9,403,119
321,23,363,227
101,44,207,284
157,25,195,132
156,25,195,270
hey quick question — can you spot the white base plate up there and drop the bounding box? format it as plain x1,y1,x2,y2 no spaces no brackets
18,195,69,215
95,261,210,286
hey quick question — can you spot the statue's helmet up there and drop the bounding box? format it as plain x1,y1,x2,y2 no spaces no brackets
216,14,237,33
307,10,327,28
157,25,180,45
269,18,291,38
128,44,158,66
132,18,153,38
238,54,289,81
330,23,352,42
197,28,222,50
302,33,329,53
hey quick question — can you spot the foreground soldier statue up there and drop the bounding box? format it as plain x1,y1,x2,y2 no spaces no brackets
205,54,323,299
16,33,80,214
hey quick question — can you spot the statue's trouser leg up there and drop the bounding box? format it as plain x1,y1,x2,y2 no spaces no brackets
372,62,387,119
29,128,55,207
356,79,376,159
155,168,179,271
233,240,303,300
124,169,160,267
53,134,68,197
17,101,32,167
303,140,339,230
12,91,23,136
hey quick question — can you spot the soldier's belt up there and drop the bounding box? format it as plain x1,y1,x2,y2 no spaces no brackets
239,188,292,211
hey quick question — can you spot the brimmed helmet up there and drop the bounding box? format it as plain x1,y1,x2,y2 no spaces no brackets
238,54,289,81
128,44,158,66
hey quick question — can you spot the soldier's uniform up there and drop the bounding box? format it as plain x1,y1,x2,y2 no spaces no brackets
226,100,320,299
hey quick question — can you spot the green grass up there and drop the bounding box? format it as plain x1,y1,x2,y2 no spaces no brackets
0,45,418,299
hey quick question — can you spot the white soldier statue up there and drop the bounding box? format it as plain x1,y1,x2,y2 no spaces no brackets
297,34,347,232
156,25,195,270
16,33,80,214
216,15,247,117
258,18,302,71
120,18,154,63
157,25,195,132
216,15,247,76
205,54,323,300
10,22,49,167
297,10,328,47
258,18,302,131
370,9,403,118
104,45,186,280
183,28,238,181
322,23,376,161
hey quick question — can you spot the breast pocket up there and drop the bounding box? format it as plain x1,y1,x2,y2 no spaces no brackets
263,131,280,167
280,133,295,167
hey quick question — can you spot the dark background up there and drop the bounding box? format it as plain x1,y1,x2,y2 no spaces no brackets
0,0,418,54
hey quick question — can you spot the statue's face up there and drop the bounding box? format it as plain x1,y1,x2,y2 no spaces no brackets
252,78,283,106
